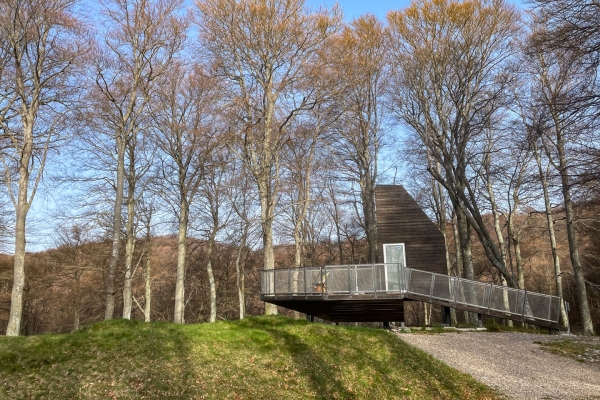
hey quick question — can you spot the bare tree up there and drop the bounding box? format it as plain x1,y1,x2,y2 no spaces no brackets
402,148,459,325
0,0,85,336
151,63,219,324
523,24,597,334
197,0,341,315
51,224,103,331
281,83,340,270
135,199,156,322
531,133,569,329
121,109,159,320
388,0,522,288
90,0,187,320
195,148,231,323
330,15,389,263
227,163,260,320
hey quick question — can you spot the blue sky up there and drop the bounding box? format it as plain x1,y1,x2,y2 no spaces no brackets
305,0,526,21
304,0,411,20
21,0,530,253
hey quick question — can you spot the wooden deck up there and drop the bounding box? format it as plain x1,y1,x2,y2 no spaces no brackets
261,265,563,330
266,297,405,323
262,291,560,329
260,186,563,330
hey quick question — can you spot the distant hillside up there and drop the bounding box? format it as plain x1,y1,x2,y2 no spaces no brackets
0,234,357,335
0,235,268,335
3,202,598,335
0,316,500,399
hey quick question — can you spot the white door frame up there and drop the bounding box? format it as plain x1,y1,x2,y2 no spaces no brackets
383,243,406,291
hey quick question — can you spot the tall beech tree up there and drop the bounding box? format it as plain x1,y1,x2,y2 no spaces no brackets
524,26,597,335
197,0,341,315
0,0,85,336
330,14,389,263
227,162,259,320
91,0,187,320
151,64,220,324
281,123,320,270
196,147,232,323
530,131,570,329
532,0,599,335
388,0,521,288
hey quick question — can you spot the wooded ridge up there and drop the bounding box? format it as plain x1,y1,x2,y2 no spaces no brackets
0,0,598,336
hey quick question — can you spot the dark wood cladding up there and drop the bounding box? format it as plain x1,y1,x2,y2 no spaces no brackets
262,185,447,324
269,299,404,323
375,185,447,276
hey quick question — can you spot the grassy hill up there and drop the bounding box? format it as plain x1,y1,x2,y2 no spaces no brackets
0,317,500,399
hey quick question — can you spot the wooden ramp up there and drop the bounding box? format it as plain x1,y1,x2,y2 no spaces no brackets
262,186,564,329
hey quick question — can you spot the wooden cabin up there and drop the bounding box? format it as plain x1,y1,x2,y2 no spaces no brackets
262,184,447,323
375,185,446,274
261,185,563,329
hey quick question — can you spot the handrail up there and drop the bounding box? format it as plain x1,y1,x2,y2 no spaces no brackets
260,264,562,327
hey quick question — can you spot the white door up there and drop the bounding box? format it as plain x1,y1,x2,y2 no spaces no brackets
383,243,406,291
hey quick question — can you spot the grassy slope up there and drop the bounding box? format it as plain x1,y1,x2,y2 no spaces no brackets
0,317,501,399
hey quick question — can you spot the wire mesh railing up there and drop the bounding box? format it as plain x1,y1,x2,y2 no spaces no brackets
260,264,562,326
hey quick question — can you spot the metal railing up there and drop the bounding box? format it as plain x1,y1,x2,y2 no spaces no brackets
260,264,562,326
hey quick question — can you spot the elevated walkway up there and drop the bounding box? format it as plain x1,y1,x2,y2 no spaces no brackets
260,264,564,330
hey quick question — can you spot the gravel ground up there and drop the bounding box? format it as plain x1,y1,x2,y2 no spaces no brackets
398,331,600,400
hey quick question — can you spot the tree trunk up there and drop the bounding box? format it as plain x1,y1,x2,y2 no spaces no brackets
507,198,526,290
511,230,525,289
436,188,457,326
105,138,125,320
6,126,32,336
74,269,81,331
122,175,136,319
329,186,344,264
451,215,469,323
259,182,278,316
556,140,594,335
534,144,568,329
355,137,377,264
363,172,378,263
456,208,474,281
424,302,431,325
144,245,152,322
174,200,188,324
292,226,302,318
235,226,248,320
206,232,217,323
456,206,476,324
485,170,513,325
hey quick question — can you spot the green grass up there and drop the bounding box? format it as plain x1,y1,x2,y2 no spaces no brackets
484,320,548,333
535,340,600,364
0,316,502,399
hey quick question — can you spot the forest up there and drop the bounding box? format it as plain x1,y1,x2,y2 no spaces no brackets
0,0,599,336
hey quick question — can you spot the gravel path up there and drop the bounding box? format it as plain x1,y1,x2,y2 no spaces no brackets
398,331,600,400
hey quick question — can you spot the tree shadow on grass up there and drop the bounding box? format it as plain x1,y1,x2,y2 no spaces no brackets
0,319,197,399
260,323,358,400
246,317,497,400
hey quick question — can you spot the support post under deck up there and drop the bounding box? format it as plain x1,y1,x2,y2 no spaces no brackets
442,306,452,327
